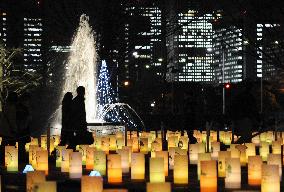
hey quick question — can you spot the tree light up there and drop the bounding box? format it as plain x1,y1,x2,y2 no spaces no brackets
124,81,130,86
225,83,231,89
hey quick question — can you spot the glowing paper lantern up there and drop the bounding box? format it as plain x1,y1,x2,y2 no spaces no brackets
150,157,165,183
218,151,231,177
267,154,282,179
86,146,95,170
223,132,232,145
33,181,56,192
55,146,65,168
146,182,171,192
81,176,103,192
266,131,274,144
211,142,220,160
261,164,280,192
272,140,282,154
26,171,45,192
40,135,47,150
61,149,73,172
139,138,149,154
178,136,189,151
248,155,262,186
174,155,188,184
252,132,260,146
77,145,88,165
225,158,241,189
200,160,217,192
102,190,127,192
189,144,199,164
245,143,256,163
127,139,133,151
154,151,168,176
132,137,139,152
131,153,145,180
69,152,82,179
117,148,130,173
260,142,269,161
5,146,18,172
168,136,178,149
109,135,117,151
94,137,102,150
235,144,247,166
116,138,125,151
53,135,60,147
198,153,211,180
29,145,41,168
94,151,106,176
36,150,48,175
101,137,110,154
107,154,122,183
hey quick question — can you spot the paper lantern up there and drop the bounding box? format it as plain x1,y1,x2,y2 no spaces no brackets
5,146,18,172
211,131,218,142
146,182,171,192
272,140,282,154
139,138,149,154
131,131,138,138
223,132,232,145
94,151,106,176
260,142,269,161
86,146,95,170
248,155,262,186
116,138,125,151
33,181,56,192
29,145,42,168
178,136,189,151
229,146,240,159
40,135,47,150
267,154,282,179
132,137,139,152
200,160,217,192
235,144,247,166
94,137,102,150
109,135,117,151
76,145,88,165
225,158,241,189
174,155,188,184
55,146,65,168
61,149,73,172
69,152,82,179
198,153,212,180
211,142,220,160
101,137,110,154
266,131,274,144
102,190,127,192
107,154,122,183
117,148,130,173
116,131,124,139
189,144,199,164
26,171,45,192
218,151,231,177
168,136,178,149
36,150,48,175
150,157,165,183
245,143,256,163
262,164,280,192
53,135,60,147
252,132,260,146
131,153,145,180
154,151,168,176
126,138,133,151
81,176,103,192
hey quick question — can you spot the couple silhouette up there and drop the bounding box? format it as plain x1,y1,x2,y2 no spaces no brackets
60,86,93,149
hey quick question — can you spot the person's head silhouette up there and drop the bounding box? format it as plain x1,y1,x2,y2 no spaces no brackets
76,86,85,97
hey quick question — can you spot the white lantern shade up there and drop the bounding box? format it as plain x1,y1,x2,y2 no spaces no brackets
69,152,82,179
131,153,145,180
146,182,171,192
81,176,103,192
261,164,280,192
200,160,217,192
107,154,122,183
94,151,106,176
5,146,18,172
174,155,188,184
225,158,241,189
150,157,165,183
248,155,262,186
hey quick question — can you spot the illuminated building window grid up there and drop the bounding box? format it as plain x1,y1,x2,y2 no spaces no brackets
213,26,243,83
23,17,43,70
177,12,213,82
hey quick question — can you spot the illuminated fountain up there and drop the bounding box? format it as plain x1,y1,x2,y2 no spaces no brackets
51,14,144,135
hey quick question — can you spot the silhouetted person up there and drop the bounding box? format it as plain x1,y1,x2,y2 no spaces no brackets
188,130,197,144
59,92,73,146
0,91,18,165
68,86,87,149
16,92,32,162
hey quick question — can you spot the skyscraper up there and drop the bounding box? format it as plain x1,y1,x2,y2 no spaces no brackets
0,11,7,46
23,17,43,72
